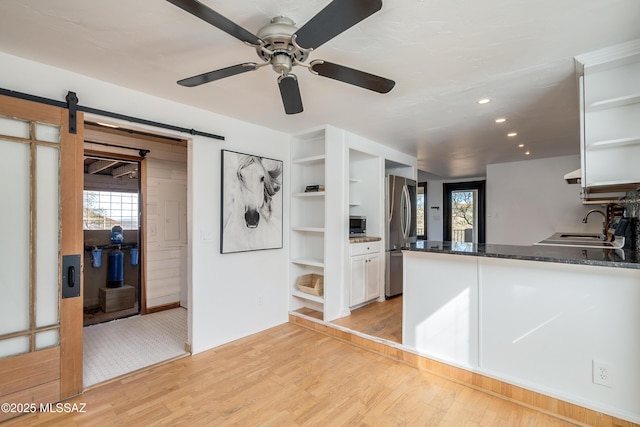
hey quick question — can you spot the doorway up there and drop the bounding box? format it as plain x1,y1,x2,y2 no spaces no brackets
443,181,486,243
81,121,189,387
82,155,141,326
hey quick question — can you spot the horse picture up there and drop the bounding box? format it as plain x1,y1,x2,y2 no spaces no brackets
221,150,283,253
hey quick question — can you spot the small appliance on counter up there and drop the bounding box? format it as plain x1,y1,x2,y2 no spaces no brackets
612,217,639,251
349,216,366,237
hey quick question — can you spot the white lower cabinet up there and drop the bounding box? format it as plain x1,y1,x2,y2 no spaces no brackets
349,242,381,308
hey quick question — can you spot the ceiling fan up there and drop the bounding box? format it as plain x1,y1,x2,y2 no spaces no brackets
166,0,395,114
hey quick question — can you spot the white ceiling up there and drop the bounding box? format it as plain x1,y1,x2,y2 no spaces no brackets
1,0,639,178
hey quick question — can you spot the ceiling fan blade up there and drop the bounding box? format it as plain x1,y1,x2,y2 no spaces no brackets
177,63,258,87
309,60,395,93
166,0,261,46
294,0,382,50
278,74,304,115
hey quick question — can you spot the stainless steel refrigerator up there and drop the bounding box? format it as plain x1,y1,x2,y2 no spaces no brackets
385,175,417,297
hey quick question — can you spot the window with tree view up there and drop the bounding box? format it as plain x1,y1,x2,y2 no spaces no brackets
83,191,139,230
416,183,426,239
451,190,477,242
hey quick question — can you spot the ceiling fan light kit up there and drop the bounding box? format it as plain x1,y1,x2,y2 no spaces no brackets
167,0,395,114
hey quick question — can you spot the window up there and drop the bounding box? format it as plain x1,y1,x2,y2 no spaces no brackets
83,190,139,230
416,182,426,239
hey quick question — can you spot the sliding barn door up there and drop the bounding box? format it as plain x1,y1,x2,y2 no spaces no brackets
0,94,83,422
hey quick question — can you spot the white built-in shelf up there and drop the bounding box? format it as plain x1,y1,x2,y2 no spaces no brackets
588,94,640,112
291,290,324,304
292,154,326,164
587,136,640,150
291,258,325,268
292,226,325,233
293,191,325,197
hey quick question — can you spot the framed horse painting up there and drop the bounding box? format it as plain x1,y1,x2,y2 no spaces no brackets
220,150,284,253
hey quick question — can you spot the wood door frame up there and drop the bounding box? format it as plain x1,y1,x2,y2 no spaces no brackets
443,181,486,243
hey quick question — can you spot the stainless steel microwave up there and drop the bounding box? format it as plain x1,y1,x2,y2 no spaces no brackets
349,216,366,237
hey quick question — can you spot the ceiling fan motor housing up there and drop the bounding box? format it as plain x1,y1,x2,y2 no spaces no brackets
256,16,309,74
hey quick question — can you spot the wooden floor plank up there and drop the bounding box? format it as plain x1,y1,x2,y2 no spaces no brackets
331,296,403,343
4,323,583,426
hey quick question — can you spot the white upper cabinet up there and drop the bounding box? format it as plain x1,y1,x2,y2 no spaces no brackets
576,40,640,189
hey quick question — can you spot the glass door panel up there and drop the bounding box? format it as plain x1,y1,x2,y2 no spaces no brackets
0,117,60,358
0,139,31,338
36,145,60,328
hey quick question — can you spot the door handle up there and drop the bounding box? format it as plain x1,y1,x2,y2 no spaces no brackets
62,254,81,299
68,266,75,287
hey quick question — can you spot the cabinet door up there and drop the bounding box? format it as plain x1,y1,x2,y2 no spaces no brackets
350,255,366,307
366,254,381,300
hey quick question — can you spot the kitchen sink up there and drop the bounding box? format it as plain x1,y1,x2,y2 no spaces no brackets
535,232,624,249
557,233,605,240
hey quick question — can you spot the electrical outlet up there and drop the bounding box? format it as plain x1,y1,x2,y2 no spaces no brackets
593,360,612,387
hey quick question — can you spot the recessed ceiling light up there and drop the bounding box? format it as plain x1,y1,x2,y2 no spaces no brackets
508,132,518,137
477,98,491,105
518,144,525,148
525,151,531,155
495,118,507,123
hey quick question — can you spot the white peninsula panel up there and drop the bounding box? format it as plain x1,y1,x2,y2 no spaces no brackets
403,251,479,368
479,257,640,420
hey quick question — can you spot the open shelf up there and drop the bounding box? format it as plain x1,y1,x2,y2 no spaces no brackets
291,258,324,268
588,94,640,112
293,191,325,198
292,226,325,233
291,290,324,304
292,154,326,165
588,136,640,150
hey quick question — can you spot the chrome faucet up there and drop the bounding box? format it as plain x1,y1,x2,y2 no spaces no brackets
582,209,608,240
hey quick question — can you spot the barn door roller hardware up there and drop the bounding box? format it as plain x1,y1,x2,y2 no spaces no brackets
66,91,78,134
0,87,224,141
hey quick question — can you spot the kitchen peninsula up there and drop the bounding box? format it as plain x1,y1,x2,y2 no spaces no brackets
402,241,640,422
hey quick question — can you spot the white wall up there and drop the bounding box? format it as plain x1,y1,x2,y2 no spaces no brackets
425,156,605,244
0,52,290,354
486,155,601,245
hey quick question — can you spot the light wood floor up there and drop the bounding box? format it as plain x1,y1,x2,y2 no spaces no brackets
332,296,402,343
8,323,575,426
296,296,403,343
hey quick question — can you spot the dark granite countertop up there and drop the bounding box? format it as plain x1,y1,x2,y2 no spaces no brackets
403,240,640,270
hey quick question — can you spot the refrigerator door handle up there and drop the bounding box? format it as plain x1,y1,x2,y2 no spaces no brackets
401,184,411,240
400,184,406,240
405,185,412,240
